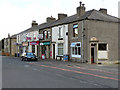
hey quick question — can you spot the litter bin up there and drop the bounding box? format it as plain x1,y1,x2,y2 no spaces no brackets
63,55,69,61
15,53,17,57
17,53,19,57
41,54,45,59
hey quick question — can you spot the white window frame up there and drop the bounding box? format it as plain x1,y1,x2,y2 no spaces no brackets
58,43,63,56
98,43,108,59
58,27,62,38
71,42,81,58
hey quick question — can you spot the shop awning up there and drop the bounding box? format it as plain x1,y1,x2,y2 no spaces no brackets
71,43,76,47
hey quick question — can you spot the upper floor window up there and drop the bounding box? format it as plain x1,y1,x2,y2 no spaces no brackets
48,31,51,39
59,27,62,38
73,24,78,37
43,30,51,40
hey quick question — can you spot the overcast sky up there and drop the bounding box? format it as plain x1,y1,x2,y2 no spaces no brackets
0,0,119,40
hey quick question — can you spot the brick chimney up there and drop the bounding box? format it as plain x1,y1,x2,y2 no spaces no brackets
76,1,86,16
99,8,107,14
46,16,56,23
58,13,67,20
31,20,38,27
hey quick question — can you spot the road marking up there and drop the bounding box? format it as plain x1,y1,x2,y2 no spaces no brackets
33,68,38,71
24,65,30,68
66,65,119,75
29,63,120,81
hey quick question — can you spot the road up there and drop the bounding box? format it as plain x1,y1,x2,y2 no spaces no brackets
2,56,119,88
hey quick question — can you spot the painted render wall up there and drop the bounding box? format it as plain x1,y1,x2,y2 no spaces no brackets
52,24,68,59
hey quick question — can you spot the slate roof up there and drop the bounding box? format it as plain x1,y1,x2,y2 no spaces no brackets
18,9,119,34
38,9,119,30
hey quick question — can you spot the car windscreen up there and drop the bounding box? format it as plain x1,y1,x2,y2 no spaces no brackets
27,53,34,56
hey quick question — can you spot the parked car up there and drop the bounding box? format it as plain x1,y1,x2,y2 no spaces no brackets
21,52,26,58
21,52,38,61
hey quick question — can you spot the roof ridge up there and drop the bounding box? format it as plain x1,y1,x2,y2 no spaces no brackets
93,9,119,19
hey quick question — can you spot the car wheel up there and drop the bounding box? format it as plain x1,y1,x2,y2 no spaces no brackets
25,58,27,61
21,58,24,61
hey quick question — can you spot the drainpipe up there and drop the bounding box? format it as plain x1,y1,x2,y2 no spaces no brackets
82,20,84,63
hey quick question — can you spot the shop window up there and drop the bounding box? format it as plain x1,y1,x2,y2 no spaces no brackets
58,43,63,55
98,43,108,59
71,42,81,58
73,24,78,37
98,44,107,50
32,45,35,53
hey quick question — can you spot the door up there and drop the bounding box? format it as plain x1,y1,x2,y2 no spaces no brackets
53,44,55,59
91,47,95,63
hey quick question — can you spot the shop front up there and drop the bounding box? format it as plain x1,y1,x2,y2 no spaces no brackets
40,42,51,59
22,42,29,53
89,37,109,64
30,41,40,56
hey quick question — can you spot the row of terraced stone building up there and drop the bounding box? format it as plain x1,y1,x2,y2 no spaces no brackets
1,2,120,64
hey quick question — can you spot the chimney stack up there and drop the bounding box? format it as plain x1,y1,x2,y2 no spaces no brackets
76,1,86,16
32,20,38,27
99,8,107,14
46,16,56,23
58,13,67,20
8,33,10,38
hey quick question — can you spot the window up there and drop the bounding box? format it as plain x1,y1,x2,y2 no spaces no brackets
98,43,108,59
71,42,81,58
59,27,62,38
58,43,63,55
48,31,51,39
98,44,107,50
44,31,48,40
73,24,78,37
43,30,51,40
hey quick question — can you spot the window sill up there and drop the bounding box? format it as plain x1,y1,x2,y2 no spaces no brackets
72,37,78,39
72,55,81,58
58,38,63,40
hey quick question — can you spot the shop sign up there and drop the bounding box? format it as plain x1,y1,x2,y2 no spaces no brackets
22,42,28,46
71,42,81,47
43,42,50,45
26,37,31,40
30,41,40,45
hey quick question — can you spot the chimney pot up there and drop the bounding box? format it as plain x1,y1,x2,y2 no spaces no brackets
82,4,85,7
80,1,82,6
